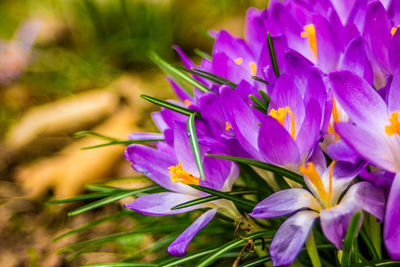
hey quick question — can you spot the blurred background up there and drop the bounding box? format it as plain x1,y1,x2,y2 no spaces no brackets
0,0,265,266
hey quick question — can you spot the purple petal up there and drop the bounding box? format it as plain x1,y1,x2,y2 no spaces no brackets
326,140,360,164
341,36,373,85
390,31,400,72
384,173,400,260
329,0,358,25
335,122,397,172
124,192,201,216
296,99,322,157
364,1,391,73
173,122,200,177
220,85,262,159
168,208,217,256
249,188,320,218
313,15,341,73
321,182,384,249
329,70,388,129
284,50,314,97
388,68,400,113
270,73,305,134
125,144,195,194
166,77,193,103
258,116,300,168
270,211,319,267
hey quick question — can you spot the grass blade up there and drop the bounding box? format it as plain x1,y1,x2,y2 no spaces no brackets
267,32,280,78
258,89,270,105
196,231,273,267
83,264,158,267
188,184,256,210
192,68,237,88
241,256,271,267
187,113,205,180
81,138,164,150
341,211,362,267
46,192,111,204
360,229,379,260
251,76,269,85
249,95,268,112
160,249,216,267
61,224,186,252
68,186,160,216
141,94,199,117
171,190,256,210
176,66,224,85
149,51,212,93
194,48,212,61
250,104,268,114
74,131,118,141
206,154,305,187
53,212,124,242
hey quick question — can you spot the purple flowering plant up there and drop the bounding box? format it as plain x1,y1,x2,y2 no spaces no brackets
53,0,400,266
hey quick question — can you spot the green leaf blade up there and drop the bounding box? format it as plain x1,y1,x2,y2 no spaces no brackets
341,211,362,267
187,113,205,180
267,32,280,78
206,154,305,187
141,94,199,117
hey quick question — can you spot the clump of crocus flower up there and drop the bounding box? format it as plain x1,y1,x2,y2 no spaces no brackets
119,0,400,266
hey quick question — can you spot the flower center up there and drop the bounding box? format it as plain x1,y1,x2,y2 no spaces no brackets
169,163,199,185
301,24,317,59
269,107,296,139
300,162,336,208
385,112,400,136
184,99,191,106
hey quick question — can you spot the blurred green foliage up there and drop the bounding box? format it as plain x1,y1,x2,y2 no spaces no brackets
0,0,264,136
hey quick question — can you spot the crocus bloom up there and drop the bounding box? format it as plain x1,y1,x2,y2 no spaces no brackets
124,122,239,256
329,69,400,259
249,160,385,266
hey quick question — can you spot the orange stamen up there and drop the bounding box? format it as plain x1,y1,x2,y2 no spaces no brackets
169,163,199,185
300,162,328,204
225,121,231,131
234,58,243,65
391,25,400,36
269,107,296,139
328,161,336,202
301,24,317,59
385,112,400,136
249,61,257,75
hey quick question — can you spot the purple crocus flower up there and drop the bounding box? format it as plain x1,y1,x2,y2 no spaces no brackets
329,69,400,259
249,160,385,266
221,65,326,172
124,122,239,256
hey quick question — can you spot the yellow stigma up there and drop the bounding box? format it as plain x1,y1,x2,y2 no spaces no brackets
391,25,400,36
269,107,296,139
385,112,400,136
300,162,329,207
327,97,341,141
234,57,243,65
184,99,191,106
225,121,231,131
169,163,199,185
249,61,257,75
301,24,317,59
